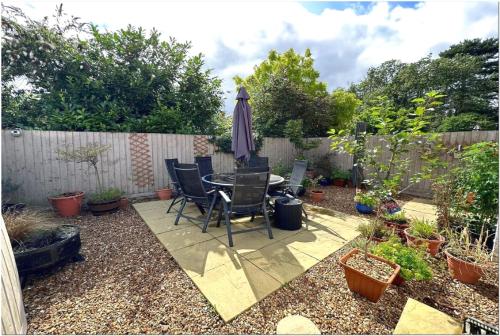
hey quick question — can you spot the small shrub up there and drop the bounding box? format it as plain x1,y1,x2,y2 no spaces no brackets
354,193,378,208
331,168,350,180
89,188,123,203
408,218,439,239
383,211,408,224
4,210,57,249
312,154,333,177
272,161,291,177
358,219,391,240
371,236,432,281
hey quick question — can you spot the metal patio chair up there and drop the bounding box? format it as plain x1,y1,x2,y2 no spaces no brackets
173,163,218,228
205,167,273,247
165,158,183,213
194,156,214,190
248,155,269,168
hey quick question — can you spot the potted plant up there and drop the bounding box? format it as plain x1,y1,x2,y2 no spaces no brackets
383,211,409,239
87,188,123,216
5,210,82,282
57,143,122,216
331,168,350,187
371,236,432,286
354,192,377,214
444,226,491,284
404,218,445,256
156,187,173,200
309,175,325,202
339,223,400,302
119,196,129,209
48,191,85,217
362,220,392,243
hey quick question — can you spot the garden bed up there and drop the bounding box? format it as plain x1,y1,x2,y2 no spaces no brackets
22,201,498,334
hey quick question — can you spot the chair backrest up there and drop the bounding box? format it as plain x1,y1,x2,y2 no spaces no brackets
174,163,207,201
248,155,269,168
194,156,214,178
165,158,180,189
231,167,270,210
289,160,308,194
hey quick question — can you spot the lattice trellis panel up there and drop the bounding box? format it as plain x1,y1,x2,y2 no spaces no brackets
193,135,210,157
129,133,154,187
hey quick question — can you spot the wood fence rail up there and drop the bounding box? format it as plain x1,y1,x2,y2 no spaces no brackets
1,130,497,205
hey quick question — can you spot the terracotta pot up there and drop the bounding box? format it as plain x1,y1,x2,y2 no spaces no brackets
156,188,173,200
87,198,121,216
347,180,354,188
333,179,347,187
384,221,409,239
119,197,129,210
310,190,325,202
48,192,85,217
339,249,400,303
445,250,484,284
404,228,445,257
392,273,406,286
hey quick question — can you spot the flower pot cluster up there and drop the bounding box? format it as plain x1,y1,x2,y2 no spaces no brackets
330,168,352,187
354,192,377,214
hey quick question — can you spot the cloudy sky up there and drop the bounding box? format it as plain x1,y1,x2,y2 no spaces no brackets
15,1,499,113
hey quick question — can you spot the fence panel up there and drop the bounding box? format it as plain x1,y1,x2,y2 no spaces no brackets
1,130,497,204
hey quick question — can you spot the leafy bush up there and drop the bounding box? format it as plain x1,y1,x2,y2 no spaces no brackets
371,236,432,281
408,219,439,239
437,113,497,132
383,211,408,224
89,188,123,203
272,162,291,177
209,132,263,154
354,193,378,208
453,142,498,234
331,168,350,180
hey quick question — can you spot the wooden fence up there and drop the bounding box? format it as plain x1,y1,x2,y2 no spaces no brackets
1,219,27,334
1,130,497,205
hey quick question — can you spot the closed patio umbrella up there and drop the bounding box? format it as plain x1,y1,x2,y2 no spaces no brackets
232,86,255,162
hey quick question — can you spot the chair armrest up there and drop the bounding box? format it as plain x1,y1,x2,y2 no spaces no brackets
206,189,216,195
219,190,231,204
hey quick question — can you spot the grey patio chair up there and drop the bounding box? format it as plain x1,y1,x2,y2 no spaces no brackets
269,159,309,220
194,156,214,191
204,167,273,247
248,155,269,168
173,163,218,228
165,158,183,213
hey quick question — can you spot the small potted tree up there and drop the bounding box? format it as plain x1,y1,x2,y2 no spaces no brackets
383,211,409,239
331,168,350,187
339,222,400,302
354,193,377,214
309,175,325,202
58,144,123,216
366,219,392,243
444,226,491,284
404,218,445,256
371,236,432,286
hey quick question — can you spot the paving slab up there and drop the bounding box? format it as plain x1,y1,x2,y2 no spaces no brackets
134,199,365,322
169,238,240,278
243,241,318,284
156,226,214,251
401,198,438,222
190,258,282,322
393,298,462,334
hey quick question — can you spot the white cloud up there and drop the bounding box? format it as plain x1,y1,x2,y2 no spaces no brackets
10,1,499,113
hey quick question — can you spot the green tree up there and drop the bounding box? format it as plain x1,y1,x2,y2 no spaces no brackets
330,89,362,130
1,4,224,133
235,49,341,138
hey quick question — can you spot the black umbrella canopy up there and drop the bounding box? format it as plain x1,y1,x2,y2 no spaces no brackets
232,87,255,161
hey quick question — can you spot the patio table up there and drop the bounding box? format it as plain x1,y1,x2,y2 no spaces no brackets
201,173,285,189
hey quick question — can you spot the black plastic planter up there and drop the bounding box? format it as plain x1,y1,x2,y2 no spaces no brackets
14,225,81,275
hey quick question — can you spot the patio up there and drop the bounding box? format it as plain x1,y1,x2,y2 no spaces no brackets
133,200,365,322
18,187,499,334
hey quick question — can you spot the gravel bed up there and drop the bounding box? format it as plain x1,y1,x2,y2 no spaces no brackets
22,195,498,334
